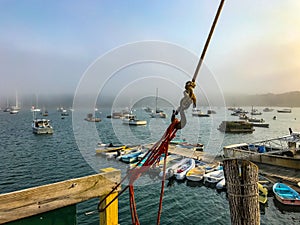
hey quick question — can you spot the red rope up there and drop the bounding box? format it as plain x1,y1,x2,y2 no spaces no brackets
128,118,180,225
97,118,180,225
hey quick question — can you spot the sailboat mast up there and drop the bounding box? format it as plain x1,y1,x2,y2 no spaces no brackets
15,91,18,108
155,88,158,113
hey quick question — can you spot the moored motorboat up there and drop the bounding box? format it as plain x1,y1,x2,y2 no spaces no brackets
61,109,69,116
239,114,249,120
207,109,216,114
250,108,262,115
250,122,269,128
42,109,49,116
277,108,292,113
150,111,167,118
85,113,101,122
32,119,53,134
231,108,248,116
248,117,264,123
273,182,300,206
122,114,147,126
263,107,274,112
192,108,210,117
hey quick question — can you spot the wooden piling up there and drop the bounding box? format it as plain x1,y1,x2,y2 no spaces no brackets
223,159,260,225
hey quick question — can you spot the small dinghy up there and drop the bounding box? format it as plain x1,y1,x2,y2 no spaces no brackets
201,162,222,173
95,144,126,155
258,182,268,204
273,182,300,206
160,158,195,180
120,148,143,163
216,178,226,190
186,166,206,182
203,169,224,184
174,158,195,180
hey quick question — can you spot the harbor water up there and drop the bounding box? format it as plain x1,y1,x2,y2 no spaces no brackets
1,107,300,225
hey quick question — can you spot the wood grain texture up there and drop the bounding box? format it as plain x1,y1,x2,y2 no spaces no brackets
223,159,260,225
0,168,121,224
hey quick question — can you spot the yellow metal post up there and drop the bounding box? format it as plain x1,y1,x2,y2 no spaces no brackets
99,168,119,225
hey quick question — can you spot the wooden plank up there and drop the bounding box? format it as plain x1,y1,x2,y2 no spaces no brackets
0,168,121,224
168,145,214,162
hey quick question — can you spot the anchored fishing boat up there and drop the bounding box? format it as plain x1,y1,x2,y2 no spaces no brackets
223,129,300,169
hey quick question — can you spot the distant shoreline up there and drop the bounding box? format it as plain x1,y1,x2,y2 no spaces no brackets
1,91,300,109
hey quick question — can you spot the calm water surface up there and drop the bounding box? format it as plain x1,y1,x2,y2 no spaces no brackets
0,107,300,224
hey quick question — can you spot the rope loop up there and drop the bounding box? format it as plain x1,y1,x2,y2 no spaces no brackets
226,182,258,187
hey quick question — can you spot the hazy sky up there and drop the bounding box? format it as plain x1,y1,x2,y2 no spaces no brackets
1,0,300,106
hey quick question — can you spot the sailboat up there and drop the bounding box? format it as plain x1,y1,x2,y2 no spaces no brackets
31,94,41,112
10,92,20,114
3,98,11,112
150,88,167,118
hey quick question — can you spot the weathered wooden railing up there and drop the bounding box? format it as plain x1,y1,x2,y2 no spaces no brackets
0,167,120,225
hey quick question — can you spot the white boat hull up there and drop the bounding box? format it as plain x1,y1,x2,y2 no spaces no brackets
32,127,53,134
216,178,226,189
186,167,205,182
32,119,53,134
203,170,224,184
174,158,195,180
